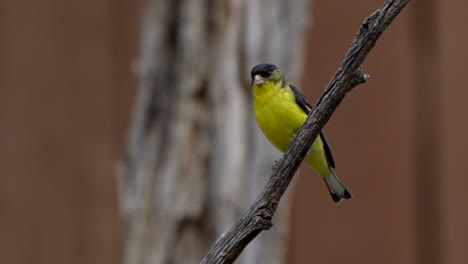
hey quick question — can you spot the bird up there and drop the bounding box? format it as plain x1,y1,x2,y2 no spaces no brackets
250,63,352,203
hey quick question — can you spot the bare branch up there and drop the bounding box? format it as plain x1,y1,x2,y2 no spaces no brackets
201,0,411,263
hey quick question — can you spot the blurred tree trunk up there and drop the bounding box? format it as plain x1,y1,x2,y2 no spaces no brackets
119,0,309,263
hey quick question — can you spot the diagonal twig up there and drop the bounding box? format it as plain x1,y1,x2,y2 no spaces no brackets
202,0,411,263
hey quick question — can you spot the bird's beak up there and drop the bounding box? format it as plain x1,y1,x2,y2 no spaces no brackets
252,74,264,85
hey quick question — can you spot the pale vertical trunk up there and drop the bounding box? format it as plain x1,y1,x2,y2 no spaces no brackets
119,0,310,263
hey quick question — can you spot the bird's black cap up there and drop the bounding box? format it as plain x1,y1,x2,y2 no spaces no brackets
251,63,278,79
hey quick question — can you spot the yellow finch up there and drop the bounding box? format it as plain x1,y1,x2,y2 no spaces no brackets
251,63,352,203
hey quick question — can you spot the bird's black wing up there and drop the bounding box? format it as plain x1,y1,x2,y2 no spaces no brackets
290,84,313,114
318,131,335,168
290,84,336,168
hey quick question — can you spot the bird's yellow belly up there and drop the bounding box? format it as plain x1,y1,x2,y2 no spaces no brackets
254,90,330,176
254,93,307,152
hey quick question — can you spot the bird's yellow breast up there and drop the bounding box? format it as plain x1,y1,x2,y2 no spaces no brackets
253,83,308,152
253,81,330,176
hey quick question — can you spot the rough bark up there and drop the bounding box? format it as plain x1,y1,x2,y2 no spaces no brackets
202,0,411,263
118,0,309,264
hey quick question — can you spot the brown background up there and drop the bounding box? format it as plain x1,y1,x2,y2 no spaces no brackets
1,0,467,264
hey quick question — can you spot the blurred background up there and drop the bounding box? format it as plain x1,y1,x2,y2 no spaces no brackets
1,0,467,264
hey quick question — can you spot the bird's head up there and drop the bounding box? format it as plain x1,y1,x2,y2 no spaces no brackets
250,63,285,87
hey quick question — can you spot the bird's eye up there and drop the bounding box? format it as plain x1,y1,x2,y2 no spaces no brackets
261,71,272,78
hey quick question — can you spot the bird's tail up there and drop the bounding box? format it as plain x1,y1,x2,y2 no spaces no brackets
324,169,352,203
